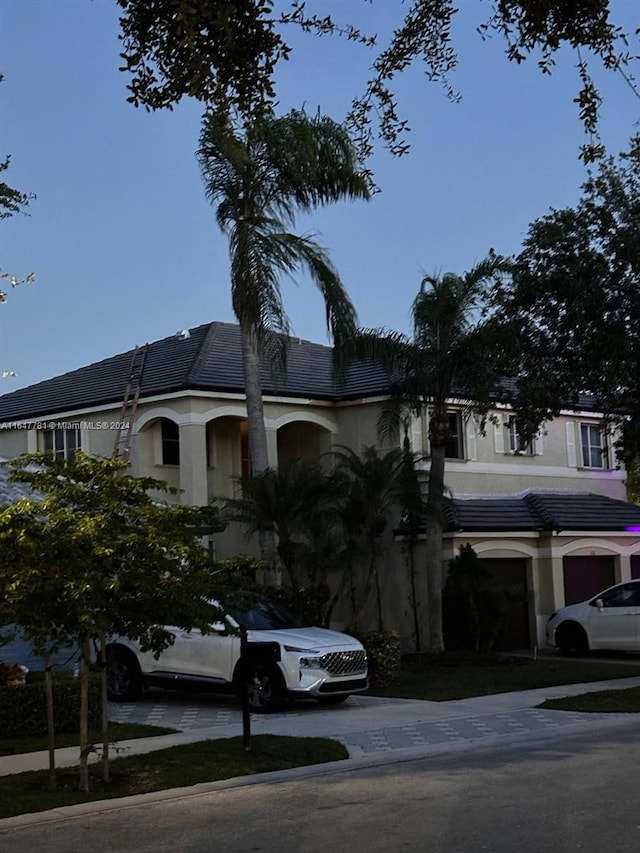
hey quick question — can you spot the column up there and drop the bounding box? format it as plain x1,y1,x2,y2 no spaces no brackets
179,422,208,506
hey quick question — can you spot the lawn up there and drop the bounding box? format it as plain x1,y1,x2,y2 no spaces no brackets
0,735,348,820
539,686,640,713
367,654,640,702
0,723,178,757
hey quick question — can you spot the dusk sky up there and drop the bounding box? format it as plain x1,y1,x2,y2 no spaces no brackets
2,1,639,391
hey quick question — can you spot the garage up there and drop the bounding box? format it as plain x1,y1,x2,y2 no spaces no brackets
562,555,615,606
481,558,531,651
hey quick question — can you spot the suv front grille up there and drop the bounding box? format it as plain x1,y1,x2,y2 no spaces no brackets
319,650,367,676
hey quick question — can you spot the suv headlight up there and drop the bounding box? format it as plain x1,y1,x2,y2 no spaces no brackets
299,656,323,669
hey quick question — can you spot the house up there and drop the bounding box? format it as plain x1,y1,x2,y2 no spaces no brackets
0,320,638,650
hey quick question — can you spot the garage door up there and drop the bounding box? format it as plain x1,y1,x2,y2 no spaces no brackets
480,558,530,651
563,555,615,605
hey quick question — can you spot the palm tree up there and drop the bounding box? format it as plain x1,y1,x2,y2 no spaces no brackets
332,445,409,633
222,458,340,589
197,109,370,562
340,256,510,650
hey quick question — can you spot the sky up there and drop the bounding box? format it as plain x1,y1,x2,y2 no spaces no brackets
1,1,639,392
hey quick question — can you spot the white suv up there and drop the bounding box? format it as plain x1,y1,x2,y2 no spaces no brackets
547,579,640,656
106,596,368,712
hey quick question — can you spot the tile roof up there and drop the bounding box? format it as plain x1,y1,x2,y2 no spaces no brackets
440,491,640,533
0,322,390,422
0,320,599,423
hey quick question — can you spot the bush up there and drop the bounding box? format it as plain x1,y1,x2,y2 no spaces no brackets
357,630,402,688
0,673,101,737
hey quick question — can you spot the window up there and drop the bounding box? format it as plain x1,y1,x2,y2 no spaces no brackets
580,423,607,469
161,419,180,465
506,416,532,455
444,412,464,459
43,427,80,461
596,583,640,608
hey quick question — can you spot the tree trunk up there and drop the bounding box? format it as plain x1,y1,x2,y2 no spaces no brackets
425,441,446,652
44,653,56,790
100,633,109,782
239,320,278,568
78,634,91,792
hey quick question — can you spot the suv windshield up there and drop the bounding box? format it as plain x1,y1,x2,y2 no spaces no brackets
228,598,307,630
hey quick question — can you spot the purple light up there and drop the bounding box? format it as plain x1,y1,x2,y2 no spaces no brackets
626,526,640,532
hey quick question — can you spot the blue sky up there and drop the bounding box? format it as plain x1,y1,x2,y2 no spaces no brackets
2,1,639,391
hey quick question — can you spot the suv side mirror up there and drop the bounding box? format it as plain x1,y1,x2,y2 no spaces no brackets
595,598,604,611
211,621,227,633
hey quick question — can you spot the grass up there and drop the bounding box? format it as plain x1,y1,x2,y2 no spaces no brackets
540,686,640,713
0,735,348,820
0,723,178,757
367,654,640,702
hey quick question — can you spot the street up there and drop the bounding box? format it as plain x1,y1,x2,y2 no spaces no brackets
4,724,640,852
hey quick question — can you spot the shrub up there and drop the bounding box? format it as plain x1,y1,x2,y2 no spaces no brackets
0,673,101,737
357,630,402,688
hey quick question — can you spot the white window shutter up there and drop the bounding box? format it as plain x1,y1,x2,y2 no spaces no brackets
566,422,577,467
411,413,423,455
465,416,477,461
535,430,544,456
494,416,505,454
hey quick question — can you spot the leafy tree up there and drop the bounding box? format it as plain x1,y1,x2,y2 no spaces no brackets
197,109,369,559
116,0,636,162
1,74,36,365
496,137,640,465
341,256,511,651
0,452,223,792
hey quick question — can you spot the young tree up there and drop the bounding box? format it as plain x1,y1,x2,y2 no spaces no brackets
116,1,636,163
497,136,640,464
197,109,369,559
340,256,511,650
1,452,223,792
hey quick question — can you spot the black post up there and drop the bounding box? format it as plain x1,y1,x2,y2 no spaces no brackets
240,627,251,751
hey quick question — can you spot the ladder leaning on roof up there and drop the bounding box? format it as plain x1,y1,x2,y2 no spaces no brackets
112,344,149,462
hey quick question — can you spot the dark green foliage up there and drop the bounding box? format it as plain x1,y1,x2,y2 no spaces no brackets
116,2,632,163
443,544,527,653
0,674,101,738
497,137,640,459
358,630,402,688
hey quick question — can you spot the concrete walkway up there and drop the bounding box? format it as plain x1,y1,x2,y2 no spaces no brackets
4,675,640,777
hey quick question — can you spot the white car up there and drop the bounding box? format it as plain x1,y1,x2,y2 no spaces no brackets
106,596,368,712
547,579,640,656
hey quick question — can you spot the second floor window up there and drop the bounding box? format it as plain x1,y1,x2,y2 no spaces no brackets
43,427,80,461
444,412,464,459
506,417,532,455
581,423,607,469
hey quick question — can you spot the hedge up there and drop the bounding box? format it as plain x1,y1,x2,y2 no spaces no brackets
0,673,102,738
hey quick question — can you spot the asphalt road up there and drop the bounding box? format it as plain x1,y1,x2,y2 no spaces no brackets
4,724,640,853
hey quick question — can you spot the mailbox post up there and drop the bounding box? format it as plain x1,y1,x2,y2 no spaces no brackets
239,632,281,751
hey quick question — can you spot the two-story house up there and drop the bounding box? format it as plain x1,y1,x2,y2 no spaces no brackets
1,321,639,650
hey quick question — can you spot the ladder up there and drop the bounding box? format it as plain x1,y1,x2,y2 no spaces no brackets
112,344,149,462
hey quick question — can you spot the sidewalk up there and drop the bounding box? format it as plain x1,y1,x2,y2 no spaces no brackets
4,675,640,776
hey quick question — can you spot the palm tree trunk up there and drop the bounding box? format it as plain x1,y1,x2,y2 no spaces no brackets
100,633,109,782
239,320,278,567
426,442,446,652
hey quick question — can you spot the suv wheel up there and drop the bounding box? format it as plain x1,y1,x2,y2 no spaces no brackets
244,664,285,714
107,647,143,701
